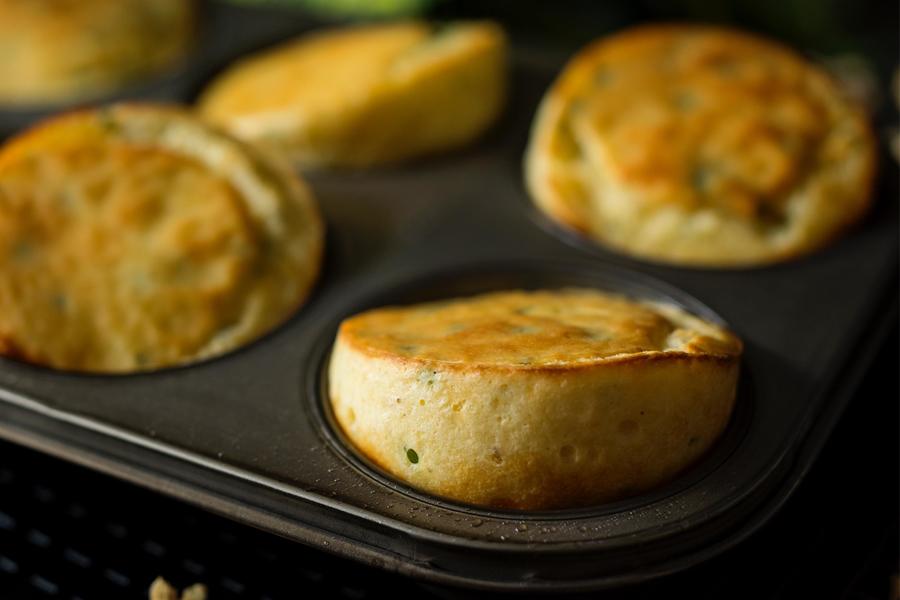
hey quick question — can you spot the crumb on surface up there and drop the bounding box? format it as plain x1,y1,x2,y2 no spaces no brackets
149,577,207,600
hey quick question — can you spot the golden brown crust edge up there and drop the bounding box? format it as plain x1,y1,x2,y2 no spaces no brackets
337,320,741,373
330,341,739,510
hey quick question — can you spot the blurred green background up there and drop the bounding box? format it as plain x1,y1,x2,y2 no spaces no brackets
222,0,897,90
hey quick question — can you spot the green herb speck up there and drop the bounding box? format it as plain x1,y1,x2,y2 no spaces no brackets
97,108,120,134
673,91,697,111
511,325,541,334
51,293,67,311
594,67,614,86
714,60,737,77
406,448,419,464
430,22,454,37
11,240,33,261
554,119,582,160
691,165,713,192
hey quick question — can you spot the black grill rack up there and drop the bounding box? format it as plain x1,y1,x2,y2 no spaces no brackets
0,323,895,599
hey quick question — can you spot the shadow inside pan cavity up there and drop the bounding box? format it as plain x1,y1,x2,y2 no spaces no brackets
309,259,753,520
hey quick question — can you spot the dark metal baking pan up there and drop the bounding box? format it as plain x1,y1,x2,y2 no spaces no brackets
0,3,897,593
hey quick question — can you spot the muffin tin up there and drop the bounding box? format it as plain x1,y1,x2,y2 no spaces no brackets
0,4,897,593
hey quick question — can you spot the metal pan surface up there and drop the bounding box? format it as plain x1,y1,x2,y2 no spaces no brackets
0,4,896,592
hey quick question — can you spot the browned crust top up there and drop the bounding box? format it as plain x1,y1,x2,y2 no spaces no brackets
337,289,742,373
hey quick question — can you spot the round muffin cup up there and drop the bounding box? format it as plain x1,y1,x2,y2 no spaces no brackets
309,260,750,516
